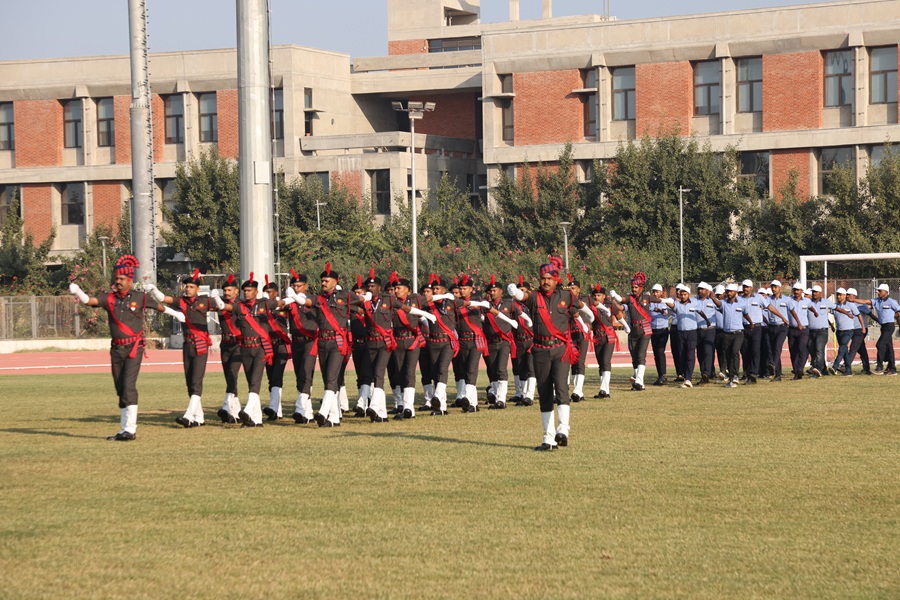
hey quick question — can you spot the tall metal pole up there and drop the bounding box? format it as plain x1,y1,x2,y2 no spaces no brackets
560,221,571,271
410,116,418,292
127,0,156,283
678,186,690,283
237,0,274,282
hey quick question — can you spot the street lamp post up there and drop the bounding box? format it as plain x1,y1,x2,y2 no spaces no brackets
99,236,109,280
392,100,436,292
559,221,571,271
678,186,691,283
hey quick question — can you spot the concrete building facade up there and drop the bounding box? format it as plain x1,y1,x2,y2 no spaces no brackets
0,0,897,257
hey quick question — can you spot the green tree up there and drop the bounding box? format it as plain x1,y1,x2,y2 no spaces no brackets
0,192,56,293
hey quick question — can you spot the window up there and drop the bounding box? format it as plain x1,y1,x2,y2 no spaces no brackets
582,69,598,137
694,61,721,116
63,100,82,149
824,50,853,107
736,58,763,113
870,47,898,105
271,88,284,140
738,152,770,197
870,145,894,167
428,37,481,53
500,75,514,142
159,179,176,223
198,93,218,143
0,103,13,151
820,147,854,196
612,67,636,121
371,170,391,215
302,88,314,136
302,172,329,194
0,185,20,228
61,183,85,225
164,95,184,144
96,98,115,148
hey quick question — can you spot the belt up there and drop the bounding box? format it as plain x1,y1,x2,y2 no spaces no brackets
112,336,140,346
427,334,450,343
459,332,477,341
222,334,239,344
240,337,262,348
533,335,563,348
394,332,416,340
652,328,668,332
485,335,507,344
768,324,787,328
318,330,339,341
809,328,829,331
515,334,533,342
723,330,741,334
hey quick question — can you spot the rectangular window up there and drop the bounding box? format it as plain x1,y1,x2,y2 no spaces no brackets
371,169,391,215
159,179,176,223
271,88,284,140
736,58,763,113
0,103,14,151
582,69,598,137
738,151,770,197
824,50,853,107
63,100,82,149
694,61,721,116
304,88,314,136
198,93,218,143
61,183,85,225
96,98,115,148
302,172,330,194
428,37,481,53
870,47,898,105
500,75,514,142
820,147,854,196
164,95,184,144
0,185,20,228
612,67,636,121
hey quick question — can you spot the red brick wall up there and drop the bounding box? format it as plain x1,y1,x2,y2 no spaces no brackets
388,40,428,55
92,182,122,228
512,70,583,146
114,95,132,164
410,93,478,141
217,89,239,159
20,184,54,242
13,100,63,167
771,149,812,199
763,52,823,131
635,61,693,136
331,170,363,199
151,94,165,162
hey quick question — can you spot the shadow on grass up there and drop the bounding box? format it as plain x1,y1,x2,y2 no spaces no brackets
0,427,98,440
337,429,528,450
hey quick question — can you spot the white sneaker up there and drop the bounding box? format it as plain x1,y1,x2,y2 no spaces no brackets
681,380,693,388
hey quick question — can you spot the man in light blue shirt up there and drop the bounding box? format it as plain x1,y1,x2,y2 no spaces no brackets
714,283,752,387
740,279,789,384
695,282,718,384
852,283,900,375
831,288,864,375
765,280,792,381
846,288,873,375
670,284,710,388
786,282,818,380
649,284,674,386
807,285,836,377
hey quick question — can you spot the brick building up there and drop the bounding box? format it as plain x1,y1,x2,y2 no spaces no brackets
0,0,898,258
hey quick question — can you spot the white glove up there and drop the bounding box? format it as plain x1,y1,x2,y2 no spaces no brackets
520,313,533,328
432,293,455,301
507,283,524,301
212,295,225,310
595,302,611,316
144,282,166,303
163,305,186,323
210,289,221,298
578,303,595,323
575,316,589,334
69,282,90,304
662,297,675,307
610,290,623,303
469,300,490,309
281,296,296,306
409,306,437,323
496,312,518,329
294,292,307,306
362,292,372,302
622,320,631,334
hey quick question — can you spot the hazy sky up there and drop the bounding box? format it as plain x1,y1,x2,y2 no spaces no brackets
1,0,836,62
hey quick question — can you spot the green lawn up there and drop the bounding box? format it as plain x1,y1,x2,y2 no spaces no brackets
0,370,897,599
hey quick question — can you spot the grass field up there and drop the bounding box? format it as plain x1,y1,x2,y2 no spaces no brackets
1,369,898,599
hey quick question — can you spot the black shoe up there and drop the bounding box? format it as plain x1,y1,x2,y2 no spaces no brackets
489,401,506,410
238,410,252,426
241,421,263,428
767,364,775,377
393,412,405,420
430,398,442,412
292,412,310,424
107,431,135,441
418,403,431,412
217,408,232,423
593,391,603,398
570,393,584,403
314,413,327,427
453,398,463,408
863,370,874,376
652,378,665,387
263,407,279,420
631,383,645,391
554,432,568,447
403,408,414,419
792,374,802,380
772,375,782,382
701,373,710,384
747,375,757,384
519,398,534,406
317,418,335,428
388,407,402,415
175,416,193,428
675,375,685,383
510,395,523,404
598,390,610,399
466,405,478,413
460,397,471,412
371,416,389,423
353,407,366,418
534,443,558,451
430,409,448,416
190,421,204,428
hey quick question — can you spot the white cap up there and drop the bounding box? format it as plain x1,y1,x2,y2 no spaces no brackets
771,279,782,287
651,284,663,292
726,283,739,292
836,287,847,294
877,283,890,292
805,288,812,295
714,285,725,295
792,282,805,290
741,279,754,287
758,287,768,295
812,284,823,293
847,287,858,296
698,281,712,291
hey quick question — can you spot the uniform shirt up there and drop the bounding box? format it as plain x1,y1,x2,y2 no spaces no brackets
786,296,814,327
622,292,653,327
854,303,871,330
484,298,520,337
364,294,403,336
178,294,210,334
99,290,151,340
523,287,579,341
808,298,835,329
871,296,900,325
268,301,291,340
220,298,242,342
694,296,718,330
718,297,748,332
833,301,860,331
768,295,791,326
233,298,278,339
308,289,362,332
454,296,485,335
671,298,705,331
393,293,426,336
590,298,621,336
570,293,592,340
286,301,318,340
741,293,769,325
649,300,671,330
515,300,534,339
426,297,458,339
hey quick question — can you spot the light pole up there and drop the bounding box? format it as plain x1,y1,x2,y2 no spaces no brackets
559,221,571,271
315,200,326,230
392,100,436,292
678,186,691,283
99,236,109,280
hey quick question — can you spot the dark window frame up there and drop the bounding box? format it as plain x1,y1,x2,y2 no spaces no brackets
736,57,763,113
371,169,391,215
271,88,284,140
60,183,85,226
0,184,20,228
582,69,598,137
819,147,855,196
611,67,636,121
96,97,115,148
164,94,185,145
198,93,218,143
63,100,83,149
738,151,770,197
693,61,721,116
824,50,854,108
304,88,314,136
870,46,898,105
0,102,14,151
500,75,514,142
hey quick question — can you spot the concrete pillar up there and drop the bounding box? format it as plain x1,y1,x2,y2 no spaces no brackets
543,0,552,18
510,0,519,21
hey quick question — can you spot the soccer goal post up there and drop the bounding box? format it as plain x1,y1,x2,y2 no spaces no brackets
800,253,900,291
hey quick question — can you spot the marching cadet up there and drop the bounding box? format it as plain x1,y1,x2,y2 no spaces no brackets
648,283,674,386
453,274,491,412
350,275,374,417
449,278,466,404
764,280,791,381
69,255,184,441
391,273,431,419
511,278,536,406
694,282,718,384
422,276,460,415
283,270,318,424
851,283,900,376
418,279,436,411
482,275,520,410
567,276,591,402
846,288,873,375
712,283,751,388
786,282,817,380
831,288,864,375
507,257,594,451
588,285,620,399
670,284,710,388
806,285,835,378
740,279,789,384
147,269,211,428
213,275,244,422
262,277,293,419
610,273,653,391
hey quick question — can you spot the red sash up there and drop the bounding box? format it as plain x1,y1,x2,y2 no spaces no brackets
485,306,517,359
428,301,459,357
107,292,146,359
458,303,488,356
221,305,241,337
396,307,424,350
534,291,579,364
319,293,352,357
630,294,653,336
179,297,211,355
266,309,293,359
365,298,397,352
237,301,274,365
516,303,534,339
288,304,318,356
591,305,620,351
